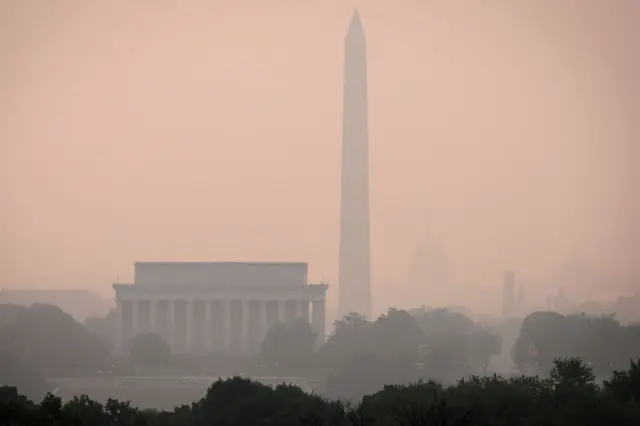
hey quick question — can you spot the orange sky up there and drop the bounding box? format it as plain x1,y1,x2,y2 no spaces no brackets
1,1,638,312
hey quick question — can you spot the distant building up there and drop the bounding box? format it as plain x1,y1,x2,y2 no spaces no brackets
112,262,328,356
339,10,372,320
613,291,640,324
0,289,111,321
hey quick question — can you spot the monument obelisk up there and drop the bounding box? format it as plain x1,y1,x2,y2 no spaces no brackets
339,9,371,319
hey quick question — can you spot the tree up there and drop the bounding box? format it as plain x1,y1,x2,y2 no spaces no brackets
0,352,47,402
189,377,342,426
83,309,116,349
469,328,503,373
324,354,419,400
62,395,106,426
318,313,374,367
512,311,568,374
0,304,27,328
104,398,145,426
0,304,111,377
414,309,477,336
373,309,426,360
421,330,473,383
130,332,171,367
604,359,640,403
411,308,502,380
513,311,640,378
2,358,640,426
260,320,317,368
38,393,64,425
550,357,596,388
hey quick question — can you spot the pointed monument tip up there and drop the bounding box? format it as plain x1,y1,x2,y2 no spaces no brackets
351,8,360,24
347,8,364,36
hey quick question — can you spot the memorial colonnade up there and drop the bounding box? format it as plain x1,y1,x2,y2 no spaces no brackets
113,284,327,355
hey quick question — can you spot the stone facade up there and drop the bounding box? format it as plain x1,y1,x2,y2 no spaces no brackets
113,262,327,355
339,10,372,319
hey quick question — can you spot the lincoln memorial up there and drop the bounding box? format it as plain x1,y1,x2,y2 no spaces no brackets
113,262,327,356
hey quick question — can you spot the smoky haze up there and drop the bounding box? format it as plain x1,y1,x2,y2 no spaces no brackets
1,0,639,315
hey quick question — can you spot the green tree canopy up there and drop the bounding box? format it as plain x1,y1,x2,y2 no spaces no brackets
513,310,640,377
130,332,171,367
260,319,317,367
3,360,640,426
0,352,47,402
373,309,426,360
83,309,116,349
318,312,374,367
0,304,111,377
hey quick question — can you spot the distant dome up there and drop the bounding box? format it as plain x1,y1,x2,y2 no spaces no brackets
556,255,590,279
552,254,595,294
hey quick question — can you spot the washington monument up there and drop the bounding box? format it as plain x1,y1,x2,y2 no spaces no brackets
339,10,372,319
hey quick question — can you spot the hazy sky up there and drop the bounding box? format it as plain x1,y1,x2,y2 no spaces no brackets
1,1,638,311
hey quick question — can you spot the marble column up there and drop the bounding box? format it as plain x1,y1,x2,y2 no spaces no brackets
296,300,309,323
260,300,268,344
168,299,176,352
192,300,205,353
241,300,250,353
204,301,213,352
311,301,326,347
186,299,194,353
222,300,231,349
210,300,224,351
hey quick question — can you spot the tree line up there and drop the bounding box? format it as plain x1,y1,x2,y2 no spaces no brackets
1,303,640,402
1,357,640,425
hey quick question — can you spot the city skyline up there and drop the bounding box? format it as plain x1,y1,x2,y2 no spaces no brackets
1,1,638,315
